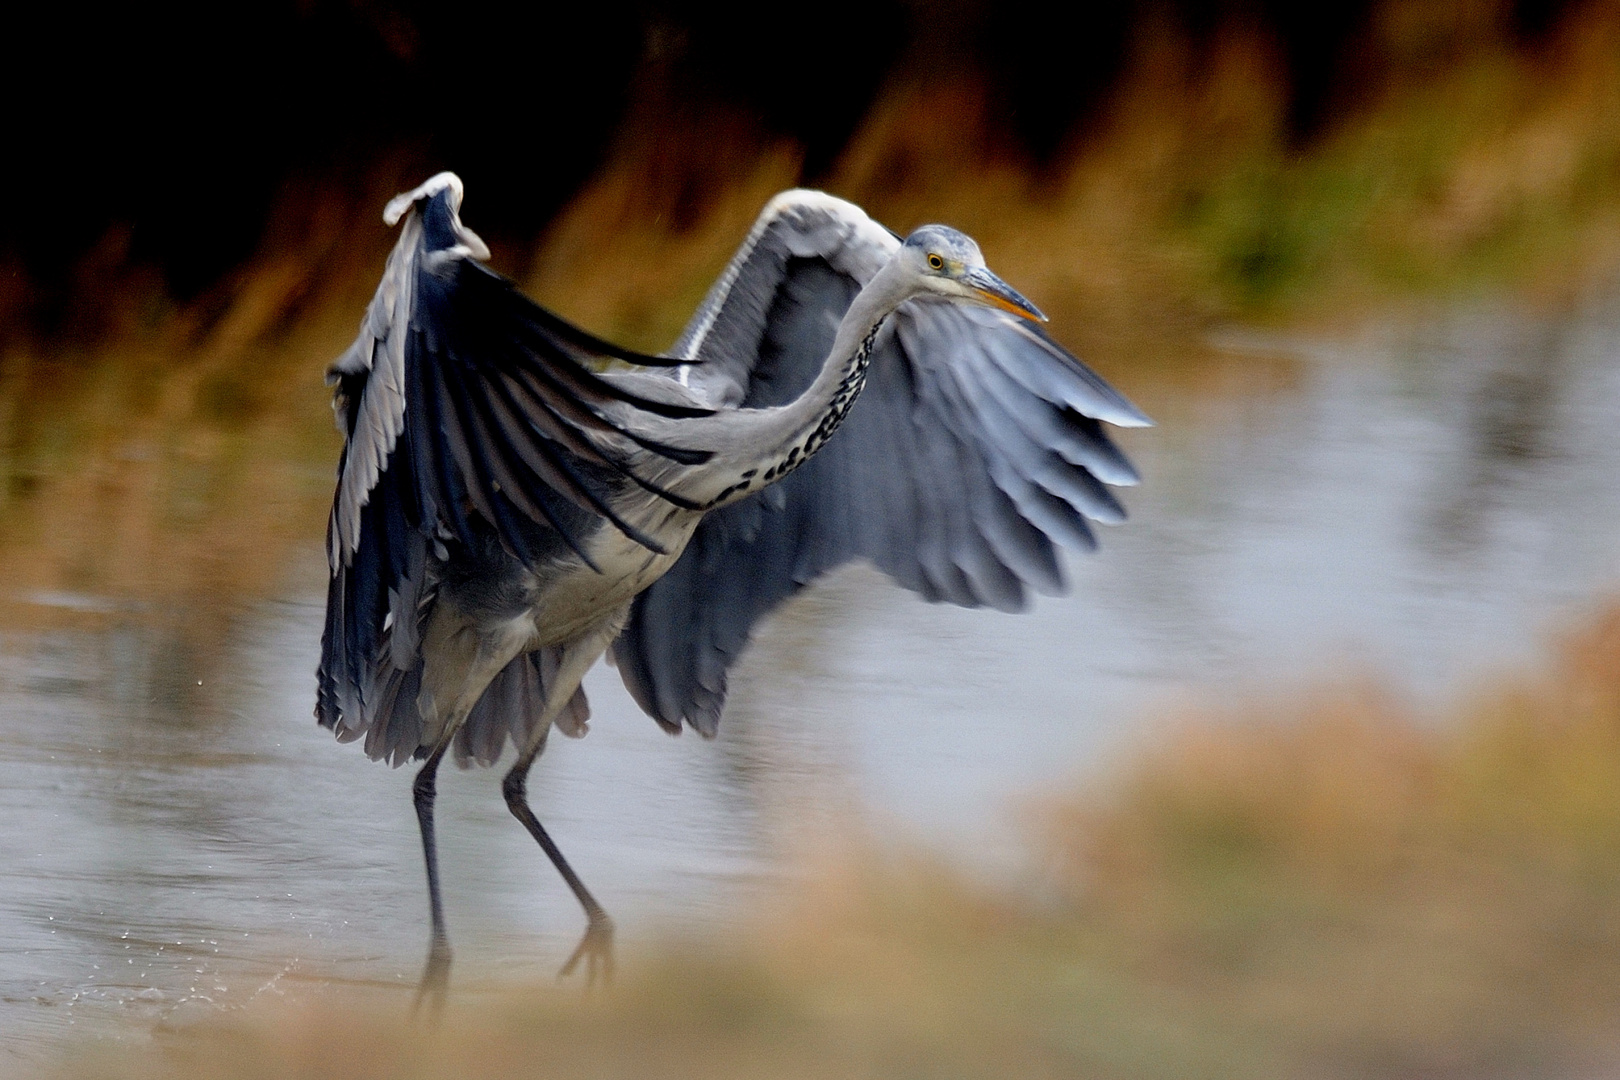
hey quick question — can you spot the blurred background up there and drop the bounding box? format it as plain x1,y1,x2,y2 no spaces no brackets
7,1,1620,1077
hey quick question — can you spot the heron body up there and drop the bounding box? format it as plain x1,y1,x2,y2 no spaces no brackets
316,173,1149,996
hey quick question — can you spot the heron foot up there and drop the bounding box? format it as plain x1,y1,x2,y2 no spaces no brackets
558,911,614,987
412,937,452,1017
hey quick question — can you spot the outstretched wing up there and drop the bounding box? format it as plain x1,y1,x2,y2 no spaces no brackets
316,173,710,755
612,191,1149,736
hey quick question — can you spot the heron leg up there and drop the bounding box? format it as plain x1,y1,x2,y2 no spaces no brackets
412,740,453,1013
502,734,615,986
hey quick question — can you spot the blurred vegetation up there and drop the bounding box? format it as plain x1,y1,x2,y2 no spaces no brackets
531,0,1620,353
0,0,1617,649
8,5,1620,1070
45,598,1620,1079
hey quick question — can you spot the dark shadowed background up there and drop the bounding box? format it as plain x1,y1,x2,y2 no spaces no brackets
3,0,1575,329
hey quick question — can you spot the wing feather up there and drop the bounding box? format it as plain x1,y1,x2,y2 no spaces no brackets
316,174,714,753
613,191,1148,733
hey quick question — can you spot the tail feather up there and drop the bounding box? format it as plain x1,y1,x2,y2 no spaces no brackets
455,648,591,767
364,663,425,767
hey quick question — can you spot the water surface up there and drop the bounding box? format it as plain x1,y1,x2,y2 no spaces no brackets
4,300,1619,1059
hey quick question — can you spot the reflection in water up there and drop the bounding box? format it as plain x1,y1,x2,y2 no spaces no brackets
1419,317,1568,554
4,301,1620,1059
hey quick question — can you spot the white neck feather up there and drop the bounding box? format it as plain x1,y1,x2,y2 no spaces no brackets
673,258,912,510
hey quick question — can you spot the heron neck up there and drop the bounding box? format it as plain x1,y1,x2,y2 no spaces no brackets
698,261,908,509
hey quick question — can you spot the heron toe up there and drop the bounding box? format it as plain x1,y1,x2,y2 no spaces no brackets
559,912,615,987
413,937,452,1016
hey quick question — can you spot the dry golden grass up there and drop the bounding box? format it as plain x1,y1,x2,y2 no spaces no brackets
0,180,406,656
37,600,1620,1079
1037,604,1620,1077
3,0,1619,642
529,0,1620,354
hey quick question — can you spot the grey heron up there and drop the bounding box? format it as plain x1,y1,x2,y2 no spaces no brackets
316,172,1149,997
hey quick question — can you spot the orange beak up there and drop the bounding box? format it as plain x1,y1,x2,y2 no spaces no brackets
963,267,1047,322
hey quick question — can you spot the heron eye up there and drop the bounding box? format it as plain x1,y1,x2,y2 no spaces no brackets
927,253,944,270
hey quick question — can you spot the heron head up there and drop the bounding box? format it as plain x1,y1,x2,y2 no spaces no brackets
899,225,1046,322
